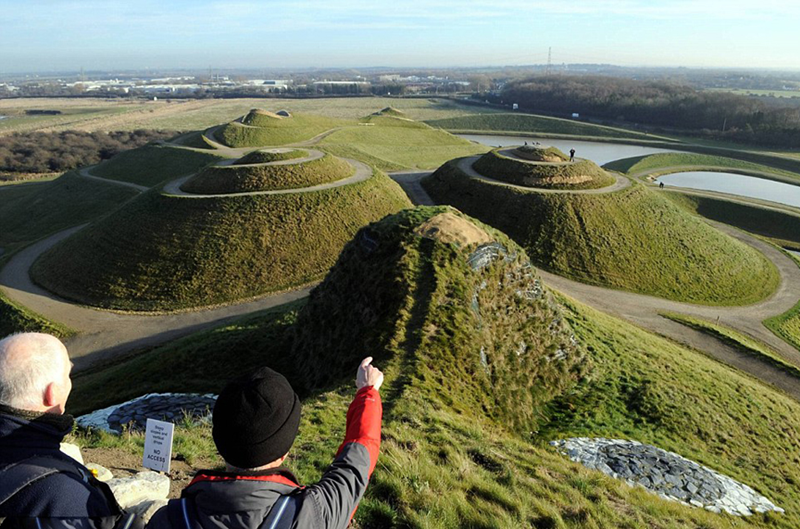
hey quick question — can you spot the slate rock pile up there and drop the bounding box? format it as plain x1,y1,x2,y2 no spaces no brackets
107,394,217,432
551,438,784,516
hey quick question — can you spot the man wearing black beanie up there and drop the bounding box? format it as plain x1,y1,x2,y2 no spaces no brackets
147,357,383,529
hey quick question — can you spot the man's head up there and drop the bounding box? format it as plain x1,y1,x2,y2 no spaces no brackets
212,366,301,470
0,333,72,414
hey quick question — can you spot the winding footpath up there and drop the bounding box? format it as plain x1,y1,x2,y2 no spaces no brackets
394,168,800,401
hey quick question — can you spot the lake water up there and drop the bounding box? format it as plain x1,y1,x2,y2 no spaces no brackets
0,116,7,120
658,171,800,209
788,250,800,260
458,134,678,166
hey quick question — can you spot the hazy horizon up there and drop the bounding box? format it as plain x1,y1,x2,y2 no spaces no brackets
2,0,799,73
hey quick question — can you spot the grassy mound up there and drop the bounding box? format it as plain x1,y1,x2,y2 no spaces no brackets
423,161,779,305
473,148,615,190
69,210,800,527
31,174,410,311
181,154,355,194
605,152,800,183
0,172,138,255
91,145,224,188
513,145,569,162
426,112,658,140
217,112,345,147
0,291,73,338
373,106,406,117
319,124,489,171
234,148,308,165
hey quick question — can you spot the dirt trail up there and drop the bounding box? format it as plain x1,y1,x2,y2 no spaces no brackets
391,170,800,400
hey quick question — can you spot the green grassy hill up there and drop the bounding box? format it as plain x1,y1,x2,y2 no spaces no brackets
473,148,615,190
217,111,346,147
234,148,308,164
91,145,225,187
181,154,354,194
319,122,489,171
426,112,661,141
422,161,779,305
30,173,410,311
70,208,800,528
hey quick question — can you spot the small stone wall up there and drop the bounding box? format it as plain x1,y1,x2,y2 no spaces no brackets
551,438,783,516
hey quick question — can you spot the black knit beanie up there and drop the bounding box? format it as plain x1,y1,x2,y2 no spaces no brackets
212,367,302,469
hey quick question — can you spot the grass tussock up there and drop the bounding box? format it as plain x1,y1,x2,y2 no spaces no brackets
422,161,779,305
181,153,354,194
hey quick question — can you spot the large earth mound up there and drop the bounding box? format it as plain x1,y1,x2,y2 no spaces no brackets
181,151,355,194
472,147,615,190
233,148,307,165
291,206,584,431
31,172,411,311
216,110,345,148
422,160,779,305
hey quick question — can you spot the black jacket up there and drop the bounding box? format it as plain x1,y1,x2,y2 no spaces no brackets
0,405,126,524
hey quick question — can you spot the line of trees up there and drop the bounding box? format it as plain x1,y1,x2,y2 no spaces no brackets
0,130,177,175
500,76,800,147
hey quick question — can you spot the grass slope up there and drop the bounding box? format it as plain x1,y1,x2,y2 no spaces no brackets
0,172,138,255
217,112,346,147
605,152,800,183
423,161,779,305
234,149,307,164
665,193,800,249
0,291,73,338
427,112,660,141
182,154,354,194
31,174,410,311
70,209,800,528
319,123,489,171
474,149,615,190
764,254,800,353
91,145,224,187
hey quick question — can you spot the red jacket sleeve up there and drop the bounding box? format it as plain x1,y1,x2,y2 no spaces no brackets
337,386,382,476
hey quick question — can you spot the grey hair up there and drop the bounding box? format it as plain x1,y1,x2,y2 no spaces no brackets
0,333,69,409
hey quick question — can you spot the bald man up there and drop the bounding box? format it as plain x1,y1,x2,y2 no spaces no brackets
0,333,138,527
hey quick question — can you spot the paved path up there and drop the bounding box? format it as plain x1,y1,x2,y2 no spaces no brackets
392,170,800,400
0,226,313,370
457,156,632,194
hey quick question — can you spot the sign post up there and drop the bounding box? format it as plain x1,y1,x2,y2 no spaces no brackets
143,418,174,473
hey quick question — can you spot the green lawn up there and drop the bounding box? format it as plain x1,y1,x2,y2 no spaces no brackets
90,145,225,187
69,208,800,528
423,162,780,305
764,253,800,353
319,123,489,171
0,172,138,255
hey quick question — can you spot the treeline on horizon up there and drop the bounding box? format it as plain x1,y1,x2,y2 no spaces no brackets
0,130,176,176
500,76,800,147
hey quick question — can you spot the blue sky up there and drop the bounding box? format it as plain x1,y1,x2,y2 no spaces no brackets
1,0,798,72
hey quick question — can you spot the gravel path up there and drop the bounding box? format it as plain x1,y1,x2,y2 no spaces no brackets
457,156,632,194
392,170,800,400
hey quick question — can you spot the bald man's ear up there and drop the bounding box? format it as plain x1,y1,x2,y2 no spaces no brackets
43,382,57,408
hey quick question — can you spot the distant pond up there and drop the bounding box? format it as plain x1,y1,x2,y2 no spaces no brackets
658,171,800,209
788,250,800,260
457,134,678,166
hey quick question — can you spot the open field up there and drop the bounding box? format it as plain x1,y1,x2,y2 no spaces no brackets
90,144,225,187
605,152,800,184
708,88,800,99
423,162,779,305
67,210,800,527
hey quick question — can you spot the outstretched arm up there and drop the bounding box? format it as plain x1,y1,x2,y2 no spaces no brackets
302,358,383,529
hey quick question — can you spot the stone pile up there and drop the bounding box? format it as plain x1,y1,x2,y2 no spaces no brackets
551,438,784,516
76,393,217,433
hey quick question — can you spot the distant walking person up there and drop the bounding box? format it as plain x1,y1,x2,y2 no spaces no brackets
569,148,576,162
659,181,665,189
0,333,140,528
148,357,384,529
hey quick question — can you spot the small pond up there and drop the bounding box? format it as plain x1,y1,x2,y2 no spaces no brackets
458,134,678,166
788,250,800,260
658,171,800,209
